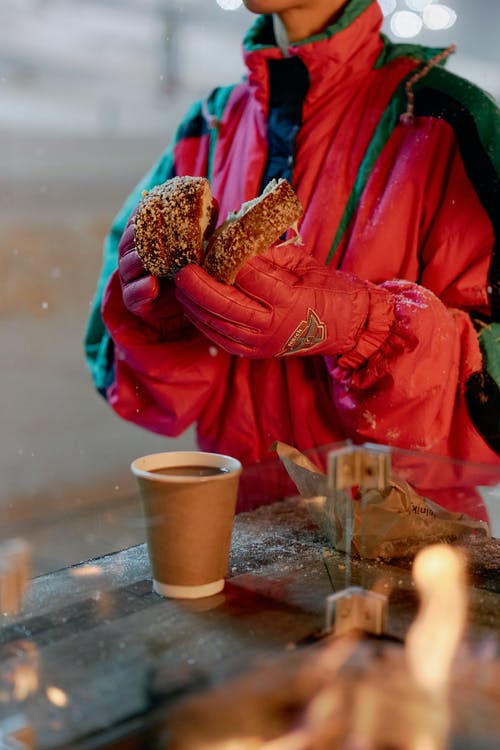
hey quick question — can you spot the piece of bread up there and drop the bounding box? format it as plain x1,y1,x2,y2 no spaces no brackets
134,176,216,278
203,178,303,284
133,176,303,284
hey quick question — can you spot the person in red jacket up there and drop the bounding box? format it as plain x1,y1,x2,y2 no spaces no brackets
85,0,500,513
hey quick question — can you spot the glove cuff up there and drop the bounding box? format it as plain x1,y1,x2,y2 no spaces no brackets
337,286,394,369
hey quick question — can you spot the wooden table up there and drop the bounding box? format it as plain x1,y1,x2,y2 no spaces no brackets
0,498,499,750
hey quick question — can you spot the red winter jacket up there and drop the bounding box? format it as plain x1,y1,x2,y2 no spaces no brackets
86,0,500,503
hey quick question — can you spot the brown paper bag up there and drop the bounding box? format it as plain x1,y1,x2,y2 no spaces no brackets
273,442,489,559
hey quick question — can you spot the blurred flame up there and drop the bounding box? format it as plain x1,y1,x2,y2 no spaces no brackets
3,640,40,702
406,544,467,695
69,564,102,577
46,685,69,707
12,663,39,701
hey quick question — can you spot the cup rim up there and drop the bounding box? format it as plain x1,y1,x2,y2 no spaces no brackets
131,451,242,482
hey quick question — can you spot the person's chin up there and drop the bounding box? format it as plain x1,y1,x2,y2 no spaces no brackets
243,1,289,14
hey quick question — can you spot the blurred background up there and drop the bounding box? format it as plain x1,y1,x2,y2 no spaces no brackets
0,0,499,541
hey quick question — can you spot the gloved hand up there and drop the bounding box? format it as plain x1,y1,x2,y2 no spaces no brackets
118,213,188,337
175,245,394,362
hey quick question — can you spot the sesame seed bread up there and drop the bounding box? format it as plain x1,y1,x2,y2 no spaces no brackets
203,178,303,284
134,176,215,278
133,176,303,284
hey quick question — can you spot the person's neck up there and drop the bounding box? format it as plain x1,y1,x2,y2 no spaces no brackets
278,1,348,43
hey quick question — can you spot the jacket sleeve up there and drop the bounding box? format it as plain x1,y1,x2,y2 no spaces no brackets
84,157,176,394
84,97,211,394
327,86,500,463
100,272,231,436
327,277,499,463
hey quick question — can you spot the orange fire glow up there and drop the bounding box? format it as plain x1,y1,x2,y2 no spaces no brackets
406,543,467,695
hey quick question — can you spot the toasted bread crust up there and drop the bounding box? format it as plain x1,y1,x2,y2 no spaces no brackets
134,176,213,278
203,179,303,284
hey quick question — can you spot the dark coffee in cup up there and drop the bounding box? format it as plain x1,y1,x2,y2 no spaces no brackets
150,465,229,477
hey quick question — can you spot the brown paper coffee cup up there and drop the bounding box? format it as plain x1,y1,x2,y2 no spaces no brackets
131,451,242,599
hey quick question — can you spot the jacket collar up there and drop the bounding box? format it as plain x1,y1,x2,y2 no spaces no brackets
242,0,384,105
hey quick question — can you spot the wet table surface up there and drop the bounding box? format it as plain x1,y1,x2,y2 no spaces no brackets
1,498,499,749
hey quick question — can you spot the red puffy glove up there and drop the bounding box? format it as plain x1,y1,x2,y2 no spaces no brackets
175,246,395,362
118,213,188,338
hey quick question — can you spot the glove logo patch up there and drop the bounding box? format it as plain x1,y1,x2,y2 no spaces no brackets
278,308,327,356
